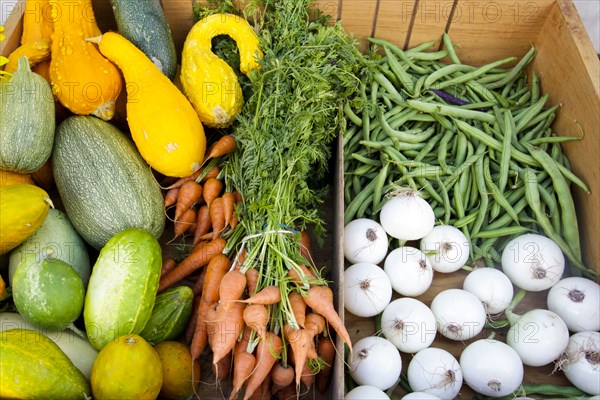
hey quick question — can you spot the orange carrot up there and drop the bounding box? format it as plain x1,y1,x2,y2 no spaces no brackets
200,165,220,183
270,362,294,395
163,168,203,190
159,238,226,292
207,134,237,159
210,197,226,240
248,374,271,400
243,332,283,400
243,304,269,340
299,230,312,264
190,254,231,358
284,324,313,388
288,264,316,286
160,258,177,278
210,302,245,368
174,207,196,239
305,313,325,338
219,270,247,305
222,191,236,228
233,190,243,204
185,296,202,345
203,177,223,208
205,302,220,351
192,267,207,296
245,267,259,295
164,187,179,209
316,336,336,393
230,214,239,230
192,205,211,246
288,292,306,328
213,350,232,381
229,350,256,400
241,285,281,305
175,181,203,221
304,285,352,352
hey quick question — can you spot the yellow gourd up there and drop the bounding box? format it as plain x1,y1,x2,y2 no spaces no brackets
0,170,34,187
0,184,53,255
49,0,122,120
181,13,263,128
6,0,54,72
93,32,206,178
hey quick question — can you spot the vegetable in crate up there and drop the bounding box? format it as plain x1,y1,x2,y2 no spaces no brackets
90,333,163,400
110,0,178,79
9,208,91,286
181,13,263,128
0,328,91,399
49,0,122,120
52,116,165,250
155,341,201,400
91,32,206,178
140,285,194,345
84,228,162,350
0,183,53,255
12,255,85,331
0,56,55,173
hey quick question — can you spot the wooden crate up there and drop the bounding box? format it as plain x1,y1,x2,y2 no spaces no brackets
2,0,599,399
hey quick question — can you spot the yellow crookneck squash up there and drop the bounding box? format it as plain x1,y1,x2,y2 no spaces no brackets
181,13,263,128
93,32,206,178
5,0,54,72
49,0,122,120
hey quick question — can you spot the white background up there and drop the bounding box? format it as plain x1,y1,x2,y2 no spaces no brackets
1,0,599,53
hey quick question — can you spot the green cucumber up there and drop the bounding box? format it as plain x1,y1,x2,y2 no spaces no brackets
52,116,165,250
12,255,85,331
84,227,162,350
140,285,193,344
9,208,91,286
110,0,178,80
0,328,91,399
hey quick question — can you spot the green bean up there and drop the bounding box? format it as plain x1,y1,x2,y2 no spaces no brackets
498,110,515,193
383,104,406,120
434,57,517,91
442,32,461,64
388,108,419,129
383,146,408,164
380,114,435,144
412,75,427,97
443,151,483,188
369,37,430,75
424,64,477,89
372,163,389,213
473,226,533,239
454,211,479,229
523,168,595,277
484,158,520,223
514,90,531,106
530,71,540,104
436,175,452,224
416,177,443,205
518,118,550,144
490,90,512,108
528,135,582,145
409,49,449,61
344,101,362,126
380,93,393,109
476,71,510,85
380,63,401,88
431,113,455,132
514,94,549,133
407,100,496,123
384,46,415,94
351,153,381,167
361,139,426,151
415,129,442,161
374,72,405,105
537,183,557,218
405,40,437,55
344,179,377,224
437,129,454,171
520,104,559,133
349,163,376,176
471,155,489,236
466,81,500,104
362,107,371,142
487,44,536,89
459,101,497,110
525,143,582,262
518,384,586,398
456,172,471,219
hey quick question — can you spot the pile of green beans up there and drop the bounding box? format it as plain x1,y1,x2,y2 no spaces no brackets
343,34,595,278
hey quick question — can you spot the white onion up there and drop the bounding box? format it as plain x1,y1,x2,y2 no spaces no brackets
501,233,565,291
407,347,462,400
344,263,392,318
401,392,441,400
463,267,514,315
547,276,600,332
381,298,436,353
379,188,435,241
506,308,569,367
345,385,390,399
560,331,600,395
420,225,470,273
460,339,524,397
384,246,433,297
348,336,402,391
430,289,486,341
344,218,389,264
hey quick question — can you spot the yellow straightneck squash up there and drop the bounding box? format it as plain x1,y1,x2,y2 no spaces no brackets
94,32,206,178
181,13,263,128
49,0,122,120
0,184,53,255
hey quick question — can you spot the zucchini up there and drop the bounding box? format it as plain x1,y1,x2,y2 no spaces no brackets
110,0,178,80
84,228,162,350
52,116,165,250
140,285,193,344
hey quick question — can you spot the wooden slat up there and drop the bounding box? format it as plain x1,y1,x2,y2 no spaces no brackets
533,0,600,272
161,0,196,58
405,0,456,49
370,0,415,49
0,0,26,57
445,0,555,65
339,0,379,51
